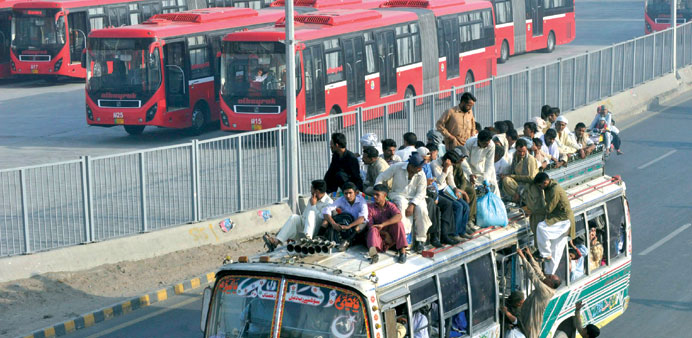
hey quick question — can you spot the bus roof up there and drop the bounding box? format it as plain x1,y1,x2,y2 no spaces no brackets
216,174,626,294
224,9,418,43
378,0,493,17
13,0,143,10
270,0,387,9
88,7,288,40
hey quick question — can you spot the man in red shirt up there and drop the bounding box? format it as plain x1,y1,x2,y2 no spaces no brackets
366,184,409,264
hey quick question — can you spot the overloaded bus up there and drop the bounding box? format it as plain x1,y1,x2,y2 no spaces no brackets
219,0,498,133
644,0,691,33
200,154,632,338
487,0,575,63
85,0,386,135
0,0,21,79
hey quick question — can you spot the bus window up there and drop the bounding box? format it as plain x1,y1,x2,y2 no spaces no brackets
607,197,627,261
323,39,343,84
439,265,469,337
363,32,378,75
468,254,496,331
586,206,606,272
409,277,440,337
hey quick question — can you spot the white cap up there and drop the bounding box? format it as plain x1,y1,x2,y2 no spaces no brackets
556,116,568,124
417,146,430,158
360,133,379,147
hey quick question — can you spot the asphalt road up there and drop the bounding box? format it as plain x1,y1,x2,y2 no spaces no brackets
0,0,645,169
60,90,692,338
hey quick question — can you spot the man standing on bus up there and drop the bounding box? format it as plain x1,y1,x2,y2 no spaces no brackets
366,184,408,264
375,152,431,253
324,133,364,193
436,92,477,149
516,247,561,338
533,172,576,274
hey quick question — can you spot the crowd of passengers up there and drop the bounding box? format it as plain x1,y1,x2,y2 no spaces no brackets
262,92,613,338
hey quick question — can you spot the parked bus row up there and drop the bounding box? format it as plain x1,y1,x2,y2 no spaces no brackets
644,0,691,33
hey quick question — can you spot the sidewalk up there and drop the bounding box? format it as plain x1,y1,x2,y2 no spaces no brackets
0,238,265,338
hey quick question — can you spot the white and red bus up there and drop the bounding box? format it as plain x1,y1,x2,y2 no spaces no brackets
85,0,383,135
0,0,21,79
219,0,497,133
644,0,689,33
487,0,575,63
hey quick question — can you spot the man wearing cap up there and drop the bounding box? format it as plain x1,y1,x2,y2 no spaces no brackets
427,129,447,156
554,116,582,163
362,146,391,196
462,130,498,195
500,138,538,203
589,105,623,155
375,152,432,253
436,92,477,149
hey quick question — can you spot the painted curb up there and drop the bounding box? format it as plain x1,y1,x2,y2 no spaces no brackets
20,271,218,338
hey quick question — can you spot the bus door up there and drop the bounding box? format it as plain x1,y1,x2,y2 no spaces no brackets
164,41,190,110
303,44,325,117
67,12,87,64
342,35,365,106
440,18,460,79
531,0,544,37
376,30,396,96
106,5,129,27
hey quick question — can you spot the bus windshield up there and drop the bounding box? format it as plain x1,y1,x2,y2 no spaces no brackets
221,41,287,113
207,275,369,338
86,38,161,102
11,9,65,54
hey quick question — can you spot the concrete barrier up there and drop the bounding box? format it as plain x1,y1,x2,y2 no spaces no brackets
0,203,293,283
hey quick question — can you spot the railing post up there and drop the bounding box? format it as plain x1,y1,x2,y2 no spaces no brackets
84,156,94,242
191,139,199,222
19,169,31,254
621,43,626,92
652,33,656,80
429,95,436,131
325,118,332,165
383,105,389,140
585,52,591,103
526,67,532,121
139,152,148,232
236,137,244,211
542,65,547,104
509,74,514,121
610,46,615,96
356,107,363,146
277,127,284,201
490,76,496,123
80,156,92,244
661,30,665,75
598,49,603,99
572,57,577,109
407,98,414,132
451,86,457,107
557,58,563,109
632,40,637,87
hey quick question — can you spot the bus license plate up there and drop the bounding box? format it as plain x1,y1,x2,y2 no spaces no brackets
31,69,39,74
114,118,124,124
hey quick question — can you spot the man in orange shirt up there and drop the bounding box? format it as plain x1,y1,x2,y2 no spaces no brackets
436,92,477,150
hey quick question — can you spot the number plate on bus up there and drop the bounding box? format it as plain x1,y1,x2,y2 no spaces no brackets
31,69,39,74
114,118,124,124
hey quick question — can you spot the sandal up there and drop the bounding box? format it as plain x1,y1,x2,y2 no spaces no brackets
262,233,278,252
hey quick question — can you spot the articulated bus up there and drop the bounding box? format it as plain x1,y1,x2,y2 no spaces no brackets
85,0,385,135
644,0,690,33
487,0,575,63
10,0,204,79
201,158,632,337
219,0,497,133
0,0,21,79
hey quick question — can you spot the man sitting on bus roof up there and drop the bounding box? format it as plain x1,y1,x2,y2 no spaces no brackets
375,152,431,253
500,139,538,204
324,133,364,194
321,182,369,252
262,180,333,252
366,184,408,264
381,138,403,165
461,130,498,195
395,132,418,161
574,122,596,158
554,116,582,162
363,146,391,196
533,172,576,275
516,247,562,338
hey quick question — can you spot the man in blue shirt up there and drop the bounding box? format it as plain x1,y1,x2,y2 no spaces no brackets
321,182,369,251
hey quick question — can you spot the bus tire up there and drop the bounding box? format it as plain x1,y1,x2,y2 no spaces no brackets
189,103,209,136
464,71,475,94
545,31,556,53
124,125,145,135
499,40,510,64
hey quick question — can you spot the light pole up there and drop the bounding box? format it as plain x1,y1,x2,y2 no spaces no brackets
285,0,299,212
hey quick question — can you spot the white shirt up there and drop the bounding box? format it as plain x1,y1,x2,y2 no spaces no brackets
303,194,333,224
494,157,511,177
542,141,560,161
395,146,416,162
375,162,427,206
432,158,456,192
413,312,429,338
461,136,496,184
380,153,403,165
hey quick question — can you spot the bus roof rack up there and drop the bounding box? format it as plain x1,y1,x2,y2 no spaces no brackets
270,0,364,8
379,0,463,9
148,7,258,23
280,9,382,26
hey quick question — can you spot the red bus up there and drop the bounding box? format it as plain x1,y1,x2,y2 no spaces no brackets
219,0,497,133
487,0,575,63
0,0,21,79
644,0,689,33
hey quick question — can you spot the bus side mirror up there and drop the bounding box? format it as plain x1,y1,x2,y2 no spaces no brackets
200,286,212,333
80,50,86,69
149,41,159,55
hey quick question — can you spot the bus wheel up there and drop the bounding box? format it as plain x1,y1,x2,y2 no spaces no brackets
189,104,208,136
124,125,145,135
545,31,556,53
498,40,510,64
464,71,475,94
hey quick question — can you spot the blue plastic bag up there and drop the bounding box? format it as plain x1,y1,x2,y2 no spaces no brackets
476,181,508,228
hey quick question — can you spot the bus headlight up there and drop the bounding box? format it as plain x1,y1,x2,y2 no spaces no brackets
146,103,158,122
220,110,229,127
54,58,63,72
646,22,652,33
86,106,93,121
10,60,16,71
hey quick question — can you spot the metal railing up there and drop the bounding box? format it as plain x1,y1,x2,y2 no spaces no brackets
2,21,690,257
